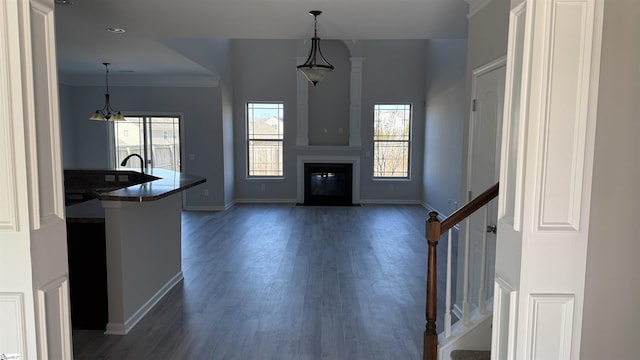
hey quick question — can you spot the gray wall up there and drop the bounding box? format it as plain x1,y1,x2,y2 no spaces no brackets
231,39,427,203
360,40,427,202
60,39,430,206
581,0,640,358
454,0,510,317
231,40,299,201
61,84,225,209
308,40,351,146
423,39,467,215
59,83,76,168
460,0,510,200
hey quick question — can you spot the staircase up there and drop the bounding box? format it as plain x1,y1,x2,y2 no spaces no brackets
423,183,499,360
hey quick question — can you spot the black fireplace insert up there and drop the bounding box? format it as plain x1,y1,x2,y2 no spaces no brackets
303,163,353,206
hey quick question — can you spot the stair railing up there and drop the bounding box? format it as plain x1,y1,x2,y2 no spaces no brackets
423,183,499,360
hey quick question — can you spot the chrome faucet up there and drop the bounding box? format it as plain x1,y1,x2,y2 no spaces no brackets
121,153,145,174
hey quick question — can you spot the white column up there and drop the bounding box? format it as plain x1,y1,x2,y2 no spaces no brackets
349,57,364,147
295,56,309,146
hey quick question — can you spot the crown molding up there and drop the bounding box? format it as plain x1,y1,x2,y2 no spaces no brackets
58,73,220,87
465,0,492,18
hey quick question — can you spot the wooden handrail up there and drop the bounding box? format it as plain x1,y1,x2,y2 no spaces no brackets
441,183,499,234
423,182,499,360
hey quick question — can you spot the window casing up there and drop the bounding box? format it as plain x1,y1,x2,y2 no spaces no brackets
247,102,284,177
112,116,181,172
373,104,411,178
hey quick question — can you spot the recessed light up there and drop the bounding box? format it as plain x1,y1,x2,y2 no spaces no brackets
106,27,126,34
55,0,74,5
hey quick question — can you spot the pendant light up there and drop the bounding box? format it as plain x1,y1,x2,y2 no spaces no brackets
89,62,125,121
297,10,334,86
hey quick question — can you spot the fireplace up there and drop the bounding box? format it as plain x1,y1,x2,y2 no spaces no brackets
304,163,353,206
296,155,360,205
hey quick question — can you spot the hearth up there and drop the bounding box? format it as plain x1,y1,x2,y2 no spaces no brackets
304,163,353,206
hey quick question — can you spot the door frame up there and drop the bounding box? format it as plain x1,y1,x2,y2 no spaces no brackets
466,55,507,202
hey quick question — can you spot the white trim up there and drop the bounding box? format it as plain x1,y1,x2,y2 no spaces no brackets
349,57,364,147
359,199,422,205
234,198,297,204
535,0,595,232
498,0,529,231
465,0,493,18
183,204,232,211
466,56,507,202
0,0,22,228
0,293,27,359
36,276,72,360
527,294,575,359
105,271,183,335
491,277,518,360
295,56,309,146
58,73,220,88
296,145,362,151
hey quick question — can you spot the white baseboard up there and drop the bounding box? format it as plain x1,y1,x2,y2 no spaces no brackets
359,199,423,205
105,271,183,335
182,205,227,211
234,198,297,204
438,305,493,359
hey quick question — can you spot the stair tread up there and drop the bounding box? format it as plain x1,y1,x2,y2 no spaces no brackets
450,350,491,360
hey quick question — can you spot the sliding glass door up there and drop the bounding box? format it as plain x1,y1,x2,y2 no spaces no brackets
113,116,181,172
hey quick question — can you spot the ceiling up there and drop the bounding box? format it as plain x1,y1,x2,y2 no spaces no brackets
54,0,469,79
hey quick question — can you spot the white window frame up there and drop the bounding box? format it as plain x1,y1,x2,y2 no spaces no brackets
246,102,285,178
372,103,412,180
109,114,183,172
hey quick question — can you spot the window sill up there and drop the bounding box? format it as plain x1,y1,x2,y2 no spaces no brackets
371,177,412,183
246,177,286,181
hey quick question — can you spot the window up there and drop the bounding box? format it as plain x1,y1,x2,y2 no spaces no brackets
247,102,284,177
373,104,411,178
113,116,181,172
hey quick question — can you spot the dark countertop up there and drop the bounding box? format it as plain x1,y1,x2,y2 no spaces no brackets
65,169,206,221
97,168,206,202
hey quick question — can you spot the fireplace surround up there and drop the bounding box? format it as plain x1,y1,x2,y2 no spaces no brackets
297,155,360,205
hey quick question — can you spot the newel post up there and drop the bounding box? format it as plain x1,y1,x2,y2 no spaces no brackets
424,211,441,360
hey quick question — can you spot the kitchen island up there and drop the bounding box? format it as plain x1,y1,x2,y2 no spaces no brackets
65,168,205,335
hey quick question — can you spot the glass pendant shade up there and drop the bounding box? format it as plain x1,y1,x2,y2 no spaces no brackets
89,63,125,121
297,11,334,86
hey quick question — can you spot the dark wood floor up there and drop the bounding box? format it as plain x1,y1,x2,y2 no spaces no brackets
72,204,453,359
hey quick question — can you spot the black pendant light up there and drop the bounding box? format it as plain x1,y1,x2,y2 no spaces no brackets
297,10,334,86
89,62,125,121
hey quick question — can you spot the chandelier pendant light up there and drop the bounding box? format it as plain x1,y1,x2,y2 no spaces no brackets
297,10,334,86
89,62,125,121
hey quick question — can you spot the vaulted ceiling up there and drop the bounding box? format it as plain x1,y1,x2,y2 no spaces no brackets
54,0,469,78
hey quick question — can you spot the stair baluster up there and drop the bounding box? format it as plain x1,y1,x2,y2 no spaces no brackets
423,183,499,360
424,212,441,360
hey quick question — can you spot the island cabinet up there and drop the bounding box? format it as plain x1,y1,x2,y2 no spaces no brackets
64,169,205,334
65,201,108,330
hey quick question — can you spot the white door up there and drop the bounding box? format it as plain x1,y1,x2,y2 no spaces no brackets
466,58,505,313
0,0,73,358
491,0,604,359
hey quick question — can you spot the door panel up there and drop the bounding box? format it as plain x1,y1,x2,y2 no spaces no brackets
493,0,603,359
467,58,505,308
